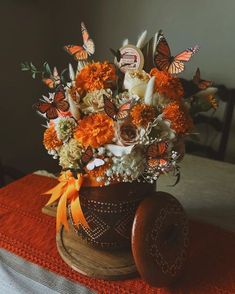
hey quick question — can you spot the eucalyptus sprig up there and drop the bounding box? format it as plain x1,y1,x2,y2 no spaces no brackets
20,61,52,79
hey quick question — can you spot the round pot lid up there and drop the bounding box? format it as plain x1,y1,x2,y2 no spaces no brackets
131,191,189,287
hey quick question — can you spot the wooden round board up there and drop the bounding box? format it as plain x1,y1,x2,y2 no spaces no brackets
56,224,138,280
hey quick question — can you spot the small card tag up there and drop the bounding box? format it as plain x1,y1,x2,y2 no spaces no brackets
115,45,144,73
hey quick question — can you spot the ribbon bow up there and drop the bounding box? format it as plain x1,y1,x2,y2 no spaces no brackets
44,171,89,232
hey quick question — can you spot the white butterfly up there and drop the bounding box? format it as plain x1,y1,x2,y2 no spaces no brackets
86,158,105,171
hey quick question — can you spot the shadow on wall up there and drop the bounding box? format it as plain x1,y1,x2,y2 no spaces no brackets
0,1,89,174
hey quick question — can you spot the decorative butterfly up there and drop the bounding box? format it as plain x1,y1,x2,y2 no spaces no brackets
64,22,95,61
146,141,169,169
80,146,105,171
103,95,132,120
42,67,61,89
193,68,212,90
154,30,199,74
33,86,69,120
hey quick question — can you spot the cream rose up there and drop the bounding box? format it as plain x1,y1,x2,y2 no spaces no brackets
123,69,150,98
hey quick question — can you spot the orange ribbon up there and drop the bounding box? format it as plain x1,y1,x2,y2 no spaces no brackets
43,171,89,232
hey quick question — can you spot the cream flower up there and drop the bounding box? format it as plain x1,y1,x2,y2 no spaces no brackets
105,148,145,182
80,89,112,114
123,69,150,98
54,117,77,142
58,138,82,169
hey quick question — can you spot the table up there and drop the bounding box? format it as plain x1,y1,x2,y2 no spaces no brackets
0,154,235,293
158,154,235,232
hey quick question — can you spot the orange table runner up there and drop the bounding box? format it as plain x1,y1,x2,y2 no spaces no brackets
0,174,235,294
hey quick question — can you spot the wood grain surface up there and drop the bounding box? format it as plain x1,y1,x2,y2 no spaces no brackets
56,224,138,280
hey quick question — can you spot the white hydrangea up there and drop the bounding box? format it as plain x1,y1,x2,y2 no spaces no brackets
105,148,145,183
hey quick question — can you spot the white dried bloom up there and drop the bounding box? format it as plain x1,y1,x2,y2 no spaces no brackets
123,69,150,98
54,117,77,142
80,89,112,114
58,138,82,169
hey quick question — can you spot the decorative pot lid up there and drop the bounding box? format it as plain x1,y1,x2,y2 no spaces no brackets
131,191,189,287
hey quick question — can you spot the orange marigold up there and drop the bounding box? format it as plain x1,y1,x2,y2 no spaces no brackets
163,102,193,134
74,113,114,148
76,61,117,93
131,104,156,127
43,126,62,150
150,68,184,101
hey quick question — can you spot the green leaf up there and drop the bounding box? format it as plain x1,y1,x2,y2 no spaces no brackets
32,72,36,79
43,62,52,75
30,62,37,71
20,61,30,71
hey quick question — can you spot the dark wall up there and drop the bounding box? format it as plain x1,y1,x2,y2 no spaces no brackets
0,0,94,174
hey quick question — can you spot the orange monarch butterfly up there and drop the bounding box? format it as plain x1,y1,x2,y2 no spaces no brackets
193,68,212,90
103,95,132,120
33,86,69,120
154,30,199,74
146,141,169,169
42,67,61,89
80,146,105,171
64,22,95,61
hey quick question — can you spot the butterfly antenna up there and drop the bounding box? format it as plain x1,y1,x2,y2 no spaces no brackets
136,30,147,49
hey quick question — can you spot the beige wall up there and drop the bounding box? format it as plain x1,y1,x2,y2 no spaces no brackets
0,0,234,175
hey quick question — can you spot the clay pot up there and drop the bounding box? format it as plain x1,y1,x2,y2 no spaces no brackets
68,182,155,250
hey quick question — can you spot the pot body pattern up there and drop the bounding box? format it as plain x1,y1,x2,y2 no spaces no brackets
68,182,155,250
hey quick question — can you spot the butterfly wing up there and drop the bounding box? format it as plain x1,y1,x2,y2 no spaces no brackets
81,146,93,165
33,102,51,114
169,45,199,74
193,68,212,89
54,87,69,112
116,102,132,120
103,95,118,120
86,158,105,171
147,141,167,158
174,45,199,62
147,142,168,169
167,60,185,75
64,45,88,61
45,107,59,120
154,31,172,71
43,78,54,89
81,22,95,55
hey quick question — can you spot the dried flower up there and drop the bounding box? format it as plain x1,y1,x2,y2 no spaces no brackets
150,68,184,101
123,69,150,98
43,126,62,151
76,61,117,93
131,104,156,127
148,116,176,142
106,148,145,182
58,138,82,169
163,102,193,134
117,122,139,146
54,117,77,142
74,113,114,148
80,89,112,114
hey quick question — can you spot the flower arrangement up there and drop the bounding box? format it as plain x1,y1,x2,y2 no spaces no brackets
21,23,217,231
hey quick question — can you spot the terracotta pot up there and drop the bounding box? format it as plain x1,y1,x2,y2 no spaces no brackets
68,182,155,250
